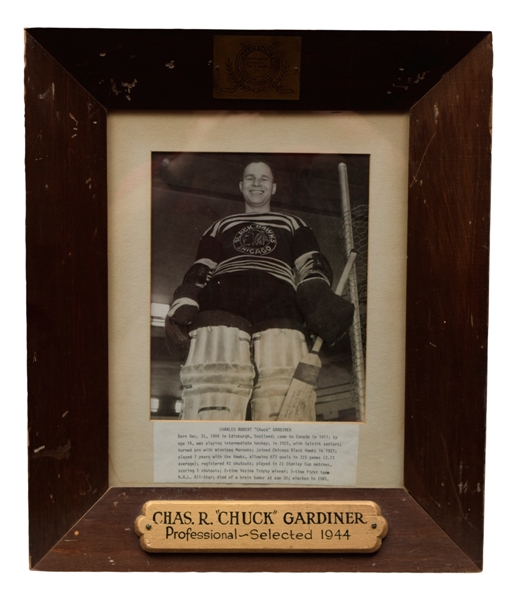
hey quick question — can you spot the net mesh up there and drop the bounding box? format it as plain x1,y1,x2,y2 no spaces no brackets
341,199,368,421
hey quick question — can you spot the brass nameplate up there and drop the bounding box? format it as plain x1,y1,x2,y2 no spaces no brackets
135,500,388,553
213,35,301,100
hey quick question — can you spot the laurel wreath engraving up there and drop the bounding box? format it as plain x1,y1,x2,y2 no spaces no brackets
225,58,291,94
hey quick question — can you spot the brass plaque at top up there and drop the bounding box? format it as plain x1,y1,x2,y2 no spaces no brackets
135,500,388,553
213,35,301,100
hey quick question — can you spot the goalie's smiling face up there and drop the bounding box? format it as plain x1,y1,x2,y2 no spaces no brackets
240,162,276,213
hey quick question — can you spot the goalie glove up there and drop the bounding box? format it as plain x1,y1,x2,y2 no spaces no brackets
165,282,201,360
296,279,355,346
167,283,200,326
168,261,213,326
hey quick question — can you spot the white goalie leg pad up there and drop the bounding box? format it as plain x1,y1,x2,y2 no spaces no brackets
180,325,254,420
250,328,316,421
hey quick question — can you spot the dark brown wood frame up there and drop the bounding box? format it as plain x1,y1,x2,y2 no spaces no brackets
25,29,492,572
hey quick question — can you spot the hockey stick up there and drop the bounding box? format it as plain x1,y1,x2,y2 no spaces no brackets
338,162,366,422
276,250,358,421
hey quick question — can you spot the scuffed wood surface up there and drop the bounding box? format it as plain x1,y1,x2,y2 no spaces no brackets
26,29,487,112
34,487,478,572
405,35,492,569
25,28,492,572
25,33,109,567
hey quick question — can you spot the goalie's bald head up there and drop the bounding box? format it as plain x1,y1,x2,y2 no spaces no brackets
240,161,277,214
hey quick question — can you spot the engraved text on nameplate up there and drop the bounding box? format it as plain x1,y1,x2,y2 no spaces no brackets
135,500,388,553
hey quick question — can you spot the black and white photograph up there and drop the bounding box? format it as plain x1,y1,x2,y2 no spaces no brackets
150,152,369,422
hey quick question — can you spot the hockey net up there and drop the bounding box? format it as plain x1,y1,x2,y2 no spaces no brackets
340,164,367,421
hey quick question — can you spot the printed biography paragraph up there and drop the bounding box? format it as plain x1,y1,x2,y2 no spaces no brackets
154,422,359,485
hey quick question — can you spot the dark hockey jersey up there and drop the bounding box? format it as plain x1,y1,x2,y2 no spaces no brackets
195,212,331,287
171,212,332,325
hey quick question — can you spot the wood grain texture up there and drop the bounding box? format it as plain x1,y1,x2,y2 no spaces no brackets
25,33,109,567
25,28,492,572
405,35,492,569
34,487,478,572
26,29,487,112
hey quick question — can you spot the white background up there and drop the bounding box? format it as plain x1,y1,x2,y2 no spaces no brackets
1,0,514,597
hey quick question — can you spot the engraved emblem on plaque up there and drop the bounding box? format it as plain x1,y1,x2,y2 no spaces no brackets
214,36,301,100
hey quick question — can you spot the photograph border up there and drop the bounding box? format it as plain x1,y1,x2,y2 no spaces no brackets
25,29,491,572
150,150,369,424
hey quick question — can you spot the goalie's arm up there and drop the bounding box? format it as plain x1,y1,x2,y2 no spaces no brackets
167,230,221,326
164,260,214,360
293,227,354,346
164,231,220,358
167,261,214,325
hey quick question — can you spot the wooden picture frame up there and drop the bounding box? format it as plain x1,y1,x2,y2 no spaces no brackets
25,28,491,572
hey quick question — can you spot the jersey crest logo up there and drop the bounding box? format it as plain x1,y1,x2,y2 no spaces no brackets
233,224,277,255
